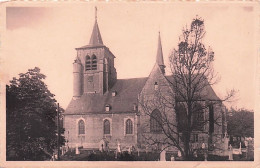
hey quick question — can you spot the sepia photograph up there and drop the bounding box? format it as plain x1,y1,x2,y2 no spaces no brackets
1,1,259,167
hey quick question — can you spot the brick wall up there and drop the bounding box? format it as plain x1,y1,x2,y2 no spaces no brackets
138,64,177,150
64,112,138,149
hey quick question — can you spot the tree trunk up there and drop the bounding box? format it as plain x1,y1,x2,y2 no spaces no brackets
183,133,191,160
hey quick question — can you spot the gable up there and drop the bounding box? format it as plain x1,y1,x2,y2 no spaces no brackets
140,63,173,96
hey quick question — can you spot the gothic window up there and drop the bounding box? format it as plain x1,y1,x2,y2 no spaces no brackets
191,134,199,143
125,119,133,134
221,109,226,138
150,109,162,133
108,59,111,76
78,120,85,135
209,104,214,133
85,55,91,71
91,55,97,70
103,119,110,134
193,103,204,131
176,103,187,132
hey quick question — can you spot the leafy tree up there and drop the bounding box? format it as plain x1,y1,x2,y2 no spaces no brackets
227,108,254,139
6,67,65,161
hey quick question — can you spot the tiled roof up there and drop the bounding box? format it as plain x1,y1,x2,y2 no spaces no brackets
89,20,103,46
165,75,220,101
156,32,165,67
65,75,220,115
65,77,148,115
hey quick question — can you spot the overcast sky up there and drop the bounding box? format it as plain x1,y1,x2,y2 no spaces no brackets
4,3,257,111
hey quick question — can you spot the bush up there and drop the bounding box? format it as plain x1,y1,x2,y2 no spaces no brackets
118,152,135,161
88,151,115,161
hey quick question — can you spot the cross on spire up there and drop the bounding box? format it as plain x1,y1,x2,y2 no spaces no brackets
156,31,165,74
89,7,103,46
95,6,97,21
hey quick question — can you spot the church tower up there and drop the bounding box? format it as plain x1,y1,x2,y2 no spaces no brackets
73,8,117,97
156,32,165,74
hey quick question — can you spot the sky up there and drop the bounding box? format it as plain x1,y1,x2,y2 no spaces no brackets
4,3,257,111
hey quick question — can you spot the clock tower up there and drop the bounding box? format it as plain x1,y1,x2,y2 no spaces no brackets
72,8,117,97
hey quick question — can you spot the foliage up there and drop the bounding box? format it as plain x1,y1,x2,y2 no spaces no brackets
227,108,254,138
6,67,65,161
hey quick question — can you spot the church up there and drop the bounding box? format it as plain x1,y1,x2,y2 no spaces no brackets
63,10,228,155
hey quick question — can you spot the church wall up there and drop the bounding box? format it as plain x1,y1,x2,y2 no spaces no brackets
76,47,105,94
136,65,226,153
209,102,226,149
104,49,117,89
74,47,117,94
138,64,177,150
64,113,138,149
73,62,83,97
65,15,228,156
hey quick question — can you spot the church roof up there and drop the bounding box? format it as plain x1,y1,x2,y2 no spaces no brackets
76,9,104,50
156,32,165,67
65,74,220,115
165,75,220,101
89,19,103,46
65,77,148,115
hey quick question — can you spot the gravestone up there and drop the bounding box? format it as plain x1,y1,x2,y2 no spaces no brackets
160,149,166,161
75,144,80,155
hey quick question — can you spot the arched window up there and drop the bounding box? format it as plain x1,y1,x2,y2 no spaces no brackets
103,119,110,134
176,103,187,132
193,103,204,131
125,119,133,134
78,120,85,135
85,55,91,71
91,55,97,70
150,109,162,133
209,104,214,133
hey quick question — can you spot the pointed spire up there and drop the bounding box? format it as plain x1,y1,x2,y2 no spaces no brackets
95,6,97,21
89,7,103,46
156,32,165,73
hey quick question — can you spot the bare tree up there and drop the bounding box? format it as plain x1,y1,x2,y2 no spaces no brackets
139,16,235,160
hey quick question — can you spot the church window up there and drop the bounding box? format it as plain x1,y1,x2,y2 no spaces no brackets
104,119,110,134
154,82,158,90
85,55,91,71
150,109,162,133
176,103,187,132
193,103,204,131
112,91,117,97
125,119,133,134
105,104,110,111
78,120,85,135
209,104,214,133
91,55,97,70
133,103,137,111
191,134,199,143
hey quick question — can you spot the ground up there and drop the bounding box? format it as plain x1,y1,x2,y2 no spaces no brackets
59,145,254,161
